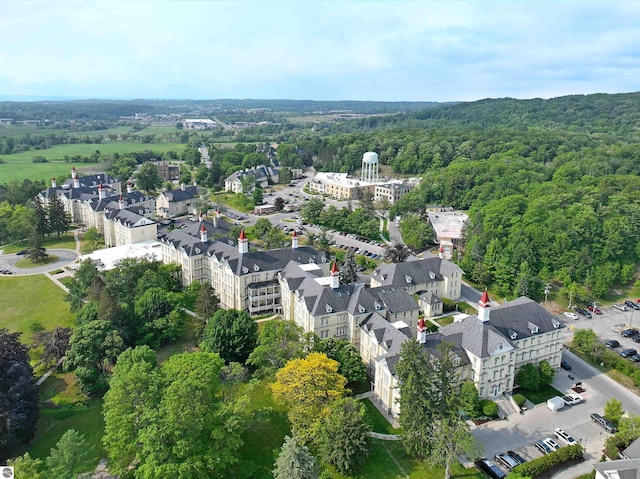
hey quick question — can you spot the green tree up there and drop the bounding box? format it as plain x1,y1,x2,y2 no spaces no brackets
254,217,274,238
383,241,412,263
252,186,264,205
65,259,100,312
271,352,348,442
26,227,48,262
246,320,305,376
264,227,287,250
430,415,483,479
515,363,541,391
193,283,220,336
136,161,162,194
273,435,319,479
313,338,366,384
84,226,102,249
32,196,50,236
460,380,481,418
103,346,164,477
201,309,258,364
64,320,124,393
47,194,69,237
301,197,325,225
279,167,293,185
399,213,433,252
605,398,624,425
359,190,375,215
317,397,370,474
539,360,556,385
340,250,358,284
274,196,285,211
7,452,44,479
45,429,92,479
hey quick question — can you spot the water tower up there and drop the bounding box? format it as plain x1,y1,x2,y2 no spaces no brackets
360,151,379,183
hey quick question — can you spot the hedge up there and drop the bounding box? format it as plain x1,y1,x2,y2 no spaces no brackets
513,394,526,407
512,444,583,477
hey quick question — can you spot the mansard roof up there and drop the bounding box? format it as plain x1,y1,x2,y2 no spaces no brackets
372,255,456,286
160,185,198,203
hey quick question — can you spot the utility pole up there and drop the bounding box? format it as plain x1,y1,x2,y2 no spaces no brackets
544,283,551,303
569,291,573,310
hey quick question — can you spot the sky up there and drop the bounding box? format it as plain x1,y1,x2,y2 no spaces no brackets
1,1,639,102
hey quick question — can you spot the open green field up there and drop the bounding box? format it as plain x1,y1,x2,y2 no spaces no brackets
0,141,187,183
2,231,77,253
0,275,74,342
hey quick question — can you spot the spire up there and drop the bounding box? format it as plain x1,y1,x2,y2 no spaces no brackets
478,289,491,322
330,260,340,289
417,317,427,344
200,222,208,242
51,177,57,188
291,230,298,249
118,195,125,209
98,182,106,199
126,180,133,193
238,229,248,254
213,208,219,228
71,166,77,178
438,244,444,259
72,167,80,189
198,212,203,222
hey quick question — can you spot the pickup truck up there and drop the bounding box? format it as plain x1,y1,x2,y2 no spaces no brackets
562,392,584,406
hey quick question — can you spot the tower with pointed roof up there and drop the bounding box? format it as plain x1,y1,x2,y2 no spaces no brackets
330,260,340,289
417,317,427,344
478,290,491,322
126,180,133,193
238,229,248,254
72,166,80,189
439,245,444,259
200,222,208,242
118,196,125,210
51,177,57,188
292,230,298,249
98,183,106,200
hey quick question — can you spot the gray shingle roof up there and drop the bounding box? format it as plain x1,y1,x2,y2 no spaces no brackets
161,185,198,203
372,256,455,287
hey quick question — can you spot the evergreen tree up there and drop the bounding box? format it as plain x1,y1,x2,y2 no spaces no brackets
273,435,319,479
201,309,258,364
26,227,48,262
32,196,50,236
47,194,69,237
45,429,92,479
340,250,358,284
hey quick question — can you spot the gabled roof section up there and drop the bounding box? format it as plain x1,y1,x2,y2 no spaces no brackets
160,185,198,203
372,257,449,287
487,296,565,340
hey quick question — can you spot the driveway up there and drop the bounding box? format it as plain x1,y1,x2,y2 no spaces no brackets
0,248,78,275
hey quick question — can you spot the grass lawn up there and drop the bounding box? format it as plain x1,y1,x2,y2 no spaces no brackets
435,315,455,327
212,191,255,213
27,403,105,467
15,255,59,268
0,275,74,343
361,398,401,435
155,315,198,365
519,384,564,404
2,232,77,253
0,141,186,183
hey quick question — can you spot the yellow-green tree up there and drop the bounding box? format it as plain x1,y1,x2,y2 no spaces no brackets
271,352,347,442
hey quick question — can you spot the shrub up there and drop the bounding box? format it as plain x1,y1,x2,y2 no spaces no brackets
513,394,526,407
480,400,498,417
513,445,583,477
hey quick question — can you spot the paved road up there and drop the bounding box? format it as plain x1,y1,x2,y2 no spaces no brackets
0,248,78,275
461,282,483,305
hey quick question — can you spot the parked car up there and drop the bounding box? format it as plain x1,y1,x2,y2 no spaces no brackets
630,354,640,362
621,328,639,338
505,451,525,466
495,453,519,471
554,428,578,446
591,413,617,433
475,458,506,479
563,312,579,320
620,348,638,358
587,305,603,314
625,300,640,311
15,249,28,255
634,336,640,344
576,308,592,318
562,393,584,406
613,303,629,312
604,339,620,348
543,437,561,451
560,359,572,371
535,440,553,455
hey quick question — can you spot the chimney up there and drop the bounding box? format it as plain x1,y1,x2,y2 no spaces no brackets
438,245,444,259
478,290,491,323
330,260,340,290
126,180,133,193
200,222,208,242
238,229,248,254
51,177,57,188
417,317,427,344
98,183,106,199
180,183,186,191
291,230,299,249
118,195,125,210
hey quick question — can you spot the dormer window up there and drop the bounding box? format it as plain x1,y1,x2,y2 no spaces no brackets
429,271,436,280
308,258,314,264
528,321,539,334
321,256,327,263
509,330,518,340
195,248,201,254
374,301,381,310
358,304,366,313
253,264,260,272
498,342,503,350
325,304,333,313
552,319,561,329
405,275,412,284
242,266,249,274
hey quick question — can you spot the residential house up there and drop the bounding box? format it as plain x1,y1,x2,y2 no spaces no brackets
156,184,199,218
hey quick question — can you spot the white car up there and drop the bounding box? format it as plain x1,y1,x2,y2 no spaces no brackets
562,393,584,406
543,437,561,451
554,428,577,446
613,303,629,312
564,312,579,320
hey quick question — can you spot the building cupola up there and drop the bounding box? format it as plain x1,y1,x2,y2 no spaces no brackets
98,183,106,199
330,260,340,290
238,229,248,254
72,166,80,189
126,180,133,193
478,290,491,322
417,317,427,344
292,230,298,249
118,195,125,209
200,222,208,242
51,177,57,188
438,245,444,259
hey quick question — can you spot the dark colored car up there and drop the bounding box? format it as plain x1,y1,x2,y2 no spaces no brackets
633,336,640,344
625,300,640,311
604,339,620,348
506,450,525,466
591,413,617,433
576,308,592,319
629,354,640,362
622,328,639,338
560,359,572,370
475,458,506,479
15,249,28,255
620,348,638,358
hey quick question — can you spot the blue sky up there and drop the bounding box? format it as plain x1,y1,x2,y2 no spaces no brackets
1,1,639,102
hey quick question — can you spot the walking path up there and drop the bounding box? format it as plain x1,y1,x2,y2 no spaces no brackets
35,356,66,386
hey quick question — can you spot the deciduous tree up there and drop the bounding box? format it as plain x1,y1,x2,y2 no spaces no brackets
136,161,162,194
313,338,366,384
383,241,412,263
201,309,258,364
605,398,624,425
246,320,305,375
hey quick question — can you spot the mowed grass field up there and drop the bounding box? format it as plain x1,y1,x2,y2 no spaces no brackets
0,141,187,183
0,275,74,342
